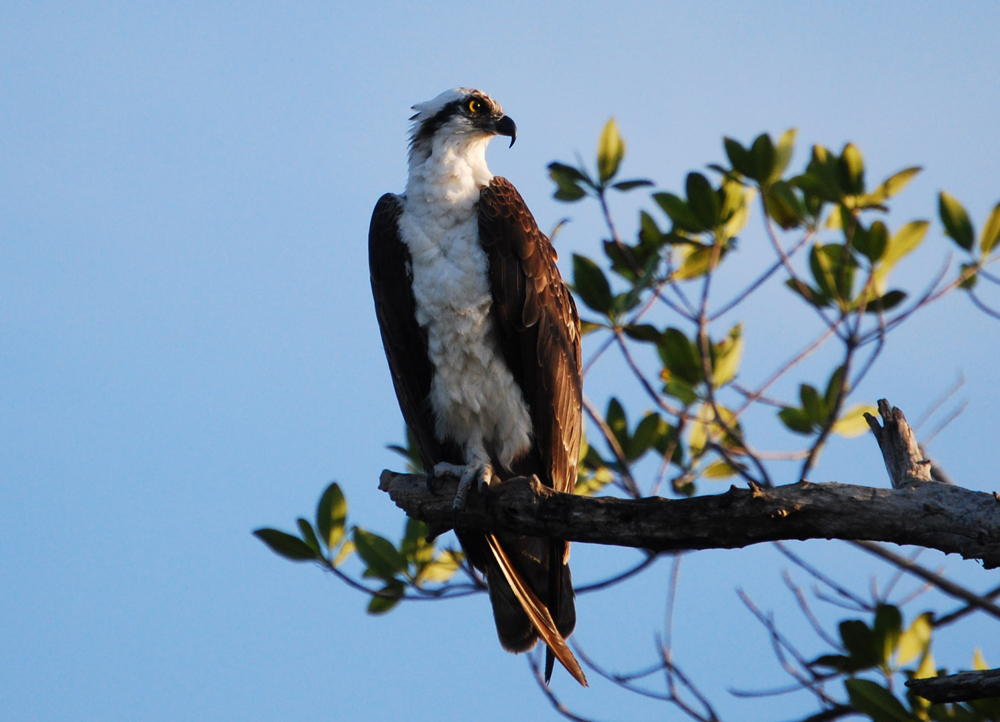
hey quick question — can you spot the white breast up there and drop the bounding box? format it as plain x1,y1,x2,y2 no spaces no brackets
398,134,533,470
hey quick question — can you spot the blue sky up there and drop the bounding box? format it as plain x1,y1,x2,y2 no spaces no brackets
3,3,999,721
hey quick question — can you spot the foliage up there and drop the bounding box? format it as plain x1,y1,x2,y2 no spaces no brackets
257,119,1000,720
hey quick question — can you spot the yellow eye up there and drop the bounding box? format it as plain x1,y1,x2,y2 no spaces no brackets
468,99,483,114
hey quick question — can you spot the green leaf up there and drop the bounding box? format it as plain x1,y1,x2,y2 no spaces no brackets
873,604,903,667
723,137,753,177
765,181,805,230
778,407,814,435
658,328,702,385
317,482,348,550
367,580,404,615
863,290,907,313
811,654,851,672
750,133,775,187
939,191,975,251
253,528,320,562
354,529,408,581
980,201,1000,256
612,179,654,192
832,404,878,438
622,323,662,343
653,192,708,233
606,397,629,449
896,612,933,666
572,254,613,314
686,172,721,228
785,278,830,308
400,518,433,564
548,162,590,202
628,412,666,460
959,261,979,290
840,619,879,670
598,117,625,183
845,679,917,722
839,143,866,195
825,366,847,408
810,243,858,308
297,518,322,555
853,220,889,262
799,384,826,424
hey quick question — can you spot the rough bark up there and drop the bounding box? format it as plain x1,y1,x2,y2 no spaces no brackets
379,471,1000,568
906,668,1000,703
864,399,935,489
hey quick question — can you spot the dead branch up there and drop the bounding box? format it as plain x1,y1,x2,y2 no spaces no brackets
906,667,1000,703
378,471,1000,568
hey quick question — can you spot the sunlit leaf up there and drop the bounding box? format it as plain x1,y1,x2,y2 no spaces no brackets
673,243,719,281
701,459,738,479
317,482,348,550
839,143,866,196
832,404,878,438
973,648,989,671
981,201,1000,256
598,117,625,183
896,612,933,666
771,128,797,185
416,550,462,584
711,323,744,386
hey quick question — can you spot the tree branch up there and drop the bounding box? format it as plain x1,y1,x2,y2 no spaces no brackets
906,668,1000,703
378,471,1000,568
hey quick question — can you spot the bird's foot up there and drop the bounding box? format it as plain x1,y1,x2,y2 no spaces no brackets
450,461,494,525
428,462,465,495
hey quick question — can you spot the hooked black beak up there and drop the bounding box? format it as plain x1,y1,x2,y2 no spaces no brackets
494,115,517,147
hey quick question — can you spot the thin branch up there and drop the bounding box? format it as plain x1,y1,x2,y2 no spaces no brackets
576,553,659,594
850,541,1000,622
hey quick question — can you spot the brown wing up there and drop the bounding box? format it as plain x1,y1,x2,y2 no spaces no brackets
478,177,582,494
368,193,462,471
478,177,584,685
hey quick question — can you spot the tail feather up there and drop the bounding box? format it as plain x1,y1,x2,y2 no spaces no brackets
485,534,587,687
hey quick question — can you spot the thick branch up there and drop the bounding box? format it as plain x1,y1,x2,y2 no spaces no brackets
906,668,1000,703
379,472,1000,568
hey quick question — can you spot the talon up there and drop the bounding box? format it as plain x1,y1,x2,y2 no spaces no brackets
450,462,494,526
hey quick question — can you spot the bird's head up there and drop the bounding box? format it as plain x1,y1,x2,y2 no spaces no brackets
408,88,517,159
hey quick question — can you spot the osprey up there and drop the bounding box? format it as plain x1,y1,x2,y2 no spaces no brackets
368,88,585,686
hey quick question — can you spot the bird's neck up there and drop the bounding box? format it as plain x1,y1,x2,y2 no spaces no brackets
406,134,494,214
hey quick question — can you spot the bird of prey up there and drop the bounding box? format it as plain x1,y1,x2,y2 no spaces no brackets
368,88,585,686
